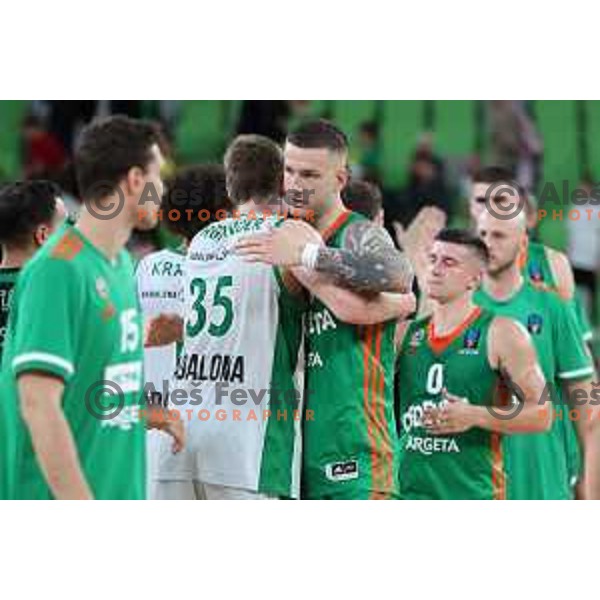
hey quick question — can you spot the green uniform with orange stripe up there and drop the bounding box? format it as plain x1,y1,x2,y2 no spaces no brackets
396,308,507,500
301,211,399,499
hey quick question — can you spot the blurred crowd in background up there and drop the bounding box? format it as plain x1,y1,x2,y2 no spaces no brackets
1,100,599,337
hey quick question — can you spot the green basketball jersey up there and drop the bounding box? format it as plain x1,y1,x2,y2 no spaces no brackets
523,240,593,341
474,280,594,499
397,308,506,500
521,239,593,490
0,267,20,499
0,267,19,363
0,224,146,500
301,211,399,499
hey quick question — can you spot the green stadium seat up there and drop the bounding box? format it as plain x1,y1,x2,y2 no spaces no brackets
532,100,580,251
0,100,27,180
381,101,425,189
175,101,227,164
331,100,377,147
583,101,600,181
433,101,477,157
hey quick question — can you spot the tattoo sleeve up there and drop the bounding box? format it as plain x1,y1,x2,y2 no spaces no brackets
314,221,415,293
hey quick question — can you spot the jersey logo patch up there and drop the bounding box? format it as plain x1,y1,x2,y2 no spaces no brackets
96,277,109,299
95,277,116,321
528,261,545,283
527,313,544,335
325,460,359,482
51,231,83,261
463,327,481,349
458,327,481,355
408,329,425,353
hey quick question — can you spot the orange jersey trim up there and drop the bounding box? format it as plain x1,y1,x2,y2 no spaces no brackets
321,210,351,243
491,432,506,500
516,234,529,270
427,307,482,355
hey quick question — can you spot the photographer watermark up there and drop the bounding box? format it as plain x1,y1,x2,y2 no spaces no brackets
84,379,315,425
484,177,600,222
82,181,316,222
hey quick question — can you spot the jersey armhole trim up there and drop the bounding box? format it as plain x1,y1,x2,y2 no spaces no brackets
557,366,594,380
12,352,74,381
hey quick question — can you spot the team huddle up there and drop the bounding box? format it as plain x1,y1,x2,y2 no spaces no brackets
0,115,598,500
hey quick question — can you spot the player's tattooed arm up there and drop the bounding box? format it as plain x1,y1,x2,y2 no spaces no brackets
234,218,413,293
292,266,416,325
313,221,414,293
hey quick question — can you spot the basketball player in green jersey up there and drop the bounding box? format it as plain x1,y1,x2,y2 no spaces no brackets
474,208,598,499
469,166,593,345
470,167,595,495
0,116,183,500
0,181,67,500
0,181,67,362
396,229,548,499
237,120,415,499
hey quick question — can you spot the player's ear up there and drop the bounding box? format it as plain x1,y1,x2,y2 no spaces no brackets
33,224,50,247
125,165,145,197
336,165,349,190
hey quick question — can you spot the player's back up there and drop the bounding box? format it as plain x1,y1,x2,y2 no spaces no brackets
178,213,304,498
136,247,191,495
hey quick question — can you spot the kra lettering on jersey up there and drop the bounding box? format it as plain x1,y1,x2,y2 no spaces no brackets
174,352,245,384
306,308,337,336
405,435,460,455
151,260,183,278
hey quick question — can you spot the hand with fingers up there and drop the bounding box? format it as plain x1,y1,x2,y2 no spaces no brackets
145,313,184,347
235,219,323,266
164,417,185,454
393,206,447,258
424,388,475,435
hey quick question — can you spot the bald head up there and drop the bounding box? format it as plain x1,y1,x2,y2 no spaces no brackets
477,208,527,277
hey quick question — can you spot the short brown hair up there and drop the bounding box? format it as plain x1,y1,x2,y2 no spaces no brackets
286,119,348,154
224,135,283,204
75,115,162,201
163,164,231,241
341,180,382,221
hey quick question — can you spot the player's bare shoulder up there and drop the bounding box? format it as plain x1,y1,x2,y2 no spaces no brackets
544,245,575,300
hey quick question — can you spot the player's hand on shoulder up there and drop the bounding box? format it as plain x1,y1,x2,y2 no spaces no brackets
145,313,183,347
236,219,322,266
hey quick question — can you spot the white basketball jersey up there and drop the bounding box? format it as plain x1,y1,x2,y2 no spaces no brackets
178,214,304,497
136,248,193,490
